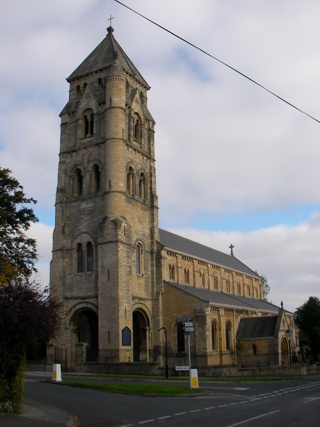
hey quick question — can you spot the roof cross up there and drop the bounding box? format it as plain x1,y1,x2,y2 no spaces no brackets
108,14,114,27
229,244,235,256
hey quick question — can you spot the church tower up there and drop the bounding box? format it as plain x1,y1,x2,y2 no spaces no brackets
50,24,161,369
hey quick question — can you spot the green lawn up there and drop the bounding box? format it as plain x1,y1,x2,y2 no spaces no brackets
62,381,204,395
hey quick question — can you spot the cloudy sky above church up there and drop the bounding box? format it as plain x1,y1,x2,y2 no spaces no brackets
1,0,320,312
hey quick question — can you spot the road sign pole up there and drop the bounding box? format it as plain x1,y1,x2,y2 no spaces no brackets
188,334,192,388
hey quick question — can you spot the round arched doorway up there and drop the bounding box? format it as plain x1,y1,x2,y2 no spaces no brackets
133,310,149,362
71,309,98,362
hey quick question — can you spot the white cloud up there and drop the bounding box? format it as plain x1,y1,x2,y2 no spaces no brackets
172,213,320,312
2,0,320,313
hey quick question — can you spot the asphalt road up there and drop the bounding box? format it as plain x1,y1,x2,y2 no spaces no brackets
4,372,320,426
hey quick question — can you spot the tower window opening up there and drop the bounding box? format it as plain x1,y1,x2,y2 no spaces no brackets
135,242,143,275
133,114,141,142
87,242,94,272
98,77,104,88
75,168,83,196
127,166,135,196
84,111,94,138
77,243,84,273
92,164,100,193
138,172,146,200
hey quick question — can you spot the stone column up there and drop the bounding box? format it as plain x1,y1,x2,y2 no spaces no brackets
75,343,88,373
46,343,55,372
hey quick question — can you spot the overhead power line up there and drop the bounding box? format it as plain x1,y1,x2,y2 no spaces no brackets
115,0,320,125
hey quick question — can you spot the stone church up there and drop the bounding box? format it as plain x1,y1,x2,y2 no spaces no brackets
50,24,298,373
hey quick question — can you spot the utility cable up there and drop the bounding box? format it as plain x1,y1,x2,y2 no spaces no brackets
115,0,320,124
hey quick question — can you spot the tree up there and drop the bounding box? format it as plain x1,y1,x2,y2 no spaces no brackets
0,279,62,413
294,296,320,359
0,167,38,285
255,271,270,301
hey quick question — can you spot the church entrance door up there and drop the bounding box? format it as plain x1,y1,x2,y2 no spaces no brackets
281,337,290,365
133,310,149,362
72,309,98,362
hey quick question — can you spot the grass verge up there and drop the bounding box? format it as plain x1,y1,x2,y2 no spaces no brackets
62,381,204,395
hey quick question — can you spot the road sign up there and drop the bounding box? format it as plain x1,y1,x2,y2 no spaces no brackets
184,322,193,327
176,316,193,323
184,327,194,332
184,331,191,336
175,366,189,371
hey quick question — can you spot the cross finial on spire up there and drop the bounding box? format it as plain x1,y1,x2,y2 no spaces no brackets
108,14,114,27
229,244,234,256
107,14,115,35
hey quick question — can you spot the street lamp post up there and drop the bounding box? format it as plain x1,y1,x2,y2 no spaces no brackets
158,327,168,379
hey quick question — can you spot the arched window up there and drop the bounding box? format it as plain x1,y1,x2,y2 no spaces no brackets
226,279,230,293
127,166,135,196
184,268,190,284
212,321,217,350
138,172,146,200
98,77,104,89
253,344,257,355
84,110,94,138
92,164,100,193
136,242,143,275
169,264,175,280
237,282,241,295
75,168,83,196
87,242,93,272
226,321,232,351
133,114,141,142
214,275,218,290
77,243,84,273
200,271,205,287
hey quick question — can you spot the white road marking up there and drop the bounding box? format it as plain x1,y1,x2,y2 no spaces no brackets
303,396,320,404
225,410,280,427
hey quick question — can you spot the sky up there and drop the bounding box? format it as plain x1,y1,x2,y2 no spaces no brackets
1,0,320,313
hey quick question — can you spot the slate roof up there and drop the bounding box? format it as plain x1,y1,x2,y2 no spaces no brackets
165,281,280,313
159,228,259,278
236,316,278,339
67,26,150,88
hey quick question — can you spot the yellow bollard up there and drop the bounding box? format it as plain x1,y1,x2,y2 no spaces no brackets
72,415,79,426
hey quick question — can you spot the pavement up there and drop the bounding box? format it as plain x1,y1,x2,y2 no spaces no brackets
0,399,74,426
0,371,74,427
